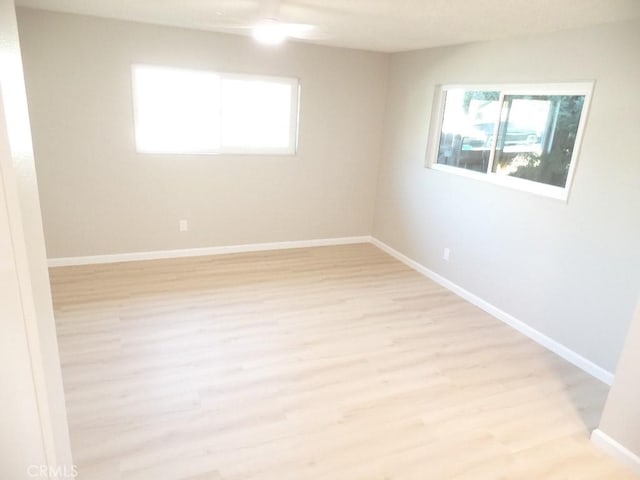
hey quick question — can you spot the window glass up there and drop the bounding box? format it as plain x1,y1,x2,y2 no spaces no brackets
492,95,586,188
437,89,500,172
134,66,221,154
221,78,294,151
132,65,299,155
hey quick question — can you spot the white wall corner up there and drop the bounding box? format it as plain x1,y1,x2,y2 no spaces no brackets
591,429,640,474
369,237,615,385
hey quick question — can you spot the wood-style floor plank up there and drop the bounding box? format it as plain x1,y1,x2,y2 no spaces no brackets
49,244,636,479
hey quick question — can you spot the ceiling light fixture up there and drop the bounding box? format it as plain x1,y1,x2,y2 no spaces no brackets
252,19,287,45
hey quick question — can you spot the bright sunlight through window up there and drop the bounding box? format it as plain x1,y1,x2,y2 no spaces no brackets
132,65,299,155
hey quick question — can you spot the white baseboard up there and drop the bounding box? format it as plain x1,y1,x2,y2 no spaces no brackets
592,429,640,474
370,237,615,385
47,236,372,267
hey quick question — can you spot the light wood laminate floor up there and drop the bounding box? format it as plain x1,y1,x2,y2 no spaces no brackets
49,244,635,480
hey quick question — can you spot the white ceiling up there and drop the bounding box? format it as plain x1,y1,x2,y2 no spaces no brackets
15,0,640,52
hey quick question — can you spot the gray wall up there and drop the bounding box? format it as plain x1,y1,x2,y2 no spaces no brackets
17,8,389,258
373,20,640,373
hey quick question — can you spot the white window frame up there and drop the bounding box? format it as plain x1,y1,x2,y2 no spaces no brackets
131,64,300,156
426,82,594,201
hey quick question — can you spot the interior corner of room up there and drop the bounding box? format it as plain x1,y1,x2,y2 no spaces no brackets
1,0,640,478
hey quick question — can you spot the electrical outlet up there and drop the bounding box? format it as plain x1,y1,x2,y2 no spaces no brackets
443,247,450,261
179,220,188,232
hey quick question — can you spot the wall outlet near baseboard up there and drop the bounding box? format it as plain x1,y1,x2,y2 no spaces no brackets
179,220,188,232
443,247,450,261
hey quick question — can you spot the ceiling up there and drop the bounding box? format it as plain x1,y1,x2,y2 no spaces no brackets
14,0,640,52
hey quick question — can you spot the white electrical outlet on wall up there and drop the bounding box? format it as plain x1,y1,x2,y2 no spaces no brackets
179,220,188,232
443,247,450,261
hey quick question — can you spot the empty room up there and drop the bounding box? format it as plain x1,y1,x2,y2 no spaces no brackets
1,0,640,478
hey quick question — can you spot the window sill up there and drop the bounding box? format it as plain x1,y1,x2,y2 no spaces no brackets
428,163,569,202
